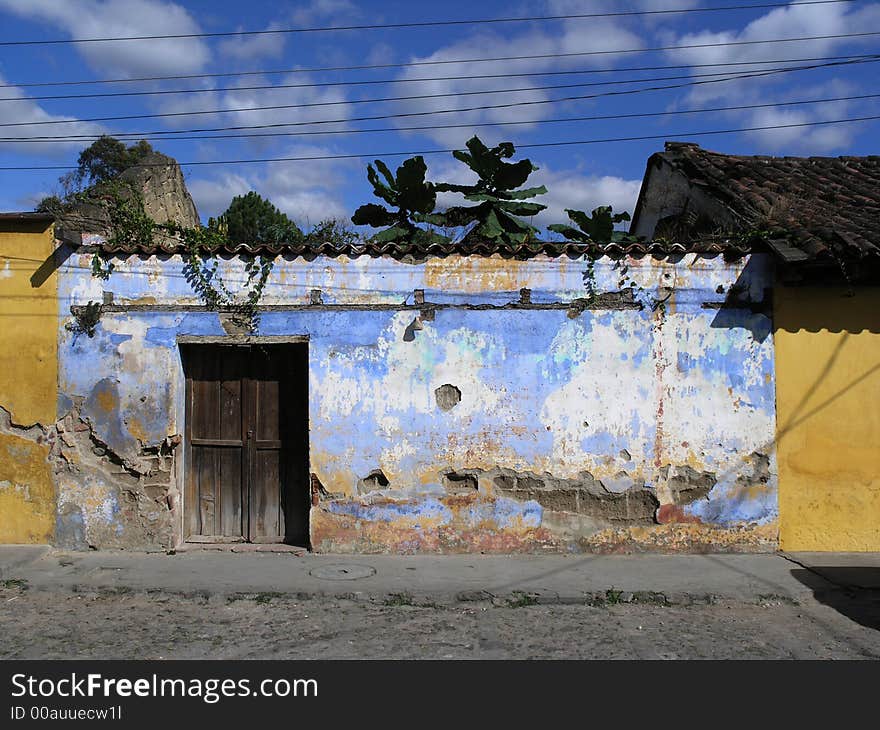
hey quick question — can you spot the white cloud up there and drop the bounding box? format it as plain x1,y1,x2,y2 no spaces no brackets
152,72,352,140
289,0,360,27
392,16,645,145
261,145,353,224
186,172,252,219
427,155,641,230
265,187,348,225
0,73,108,156
218,23,287,61
0,0,211,76
218,73,352,137
667,1,880,102
13,189,51,210
530,165,643,228
662,1,880,151
547,0,701,10
365,43,395,67
740,80,862,152
187,145,353,225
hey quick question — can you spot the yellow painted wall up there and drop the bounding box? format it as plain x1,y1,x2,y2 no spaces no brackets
775,286,880,551
0,218,57,543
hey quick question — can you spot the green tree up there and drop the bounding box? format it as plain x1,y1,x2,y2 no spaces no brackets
428,136,547,245
35,136,155,213
219,191,303,244
35,195,64,217
72,136,154,188
351,156,445,244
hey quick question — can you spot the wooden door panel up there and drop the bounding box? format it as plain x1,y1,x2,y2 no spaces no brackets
195,447,215,535
184,343,309,546
219,355,243,442
217,448,244,536
255,377,281,441
250,449,282,540
248,350,284,542
185,346,247,540
190,446,244,538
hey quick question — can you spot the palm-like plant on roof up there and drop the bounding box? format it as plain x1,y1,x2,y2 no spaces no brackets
351,156,447,245
427,135,547,245
548,206,637,250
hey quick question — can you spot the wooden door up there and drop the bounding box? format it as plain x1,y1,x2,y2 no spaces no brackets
182,344,309,545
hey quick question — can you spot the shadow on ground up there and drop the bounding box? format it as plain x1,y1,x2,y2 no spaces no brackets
791,567,880,631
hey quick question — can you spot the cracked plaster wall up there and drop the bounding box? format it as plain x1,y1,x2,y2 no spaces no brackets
0,220,58,544
56,248,779,552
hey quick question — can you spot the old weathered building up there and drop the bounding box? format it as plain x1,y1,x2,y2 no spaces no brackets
45,230,776,553
632,143,880,552
1,143,877,553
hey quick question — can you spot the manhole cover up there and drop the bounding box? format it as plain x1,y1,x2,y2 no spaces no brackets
310,564,376,581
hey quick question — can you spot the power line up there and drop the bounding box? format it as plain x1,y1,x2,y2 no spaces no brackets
0,56,873,130
1,115,876,171
3,93,876,144
0,2,856,47
3,30,879,89
3,54,877,103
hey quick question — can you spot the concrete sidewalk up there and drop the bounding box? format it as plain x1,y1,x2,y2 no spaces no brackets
3,546,879,604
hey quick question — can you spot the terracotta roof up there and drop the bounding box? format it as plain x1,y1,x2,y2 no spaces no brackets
637,142,880,262
92,236,750,260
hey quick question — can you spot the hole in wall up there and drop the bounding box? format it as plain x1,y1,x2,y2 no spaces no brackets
442,470,479,494
435,384,462,411
358,469,389,493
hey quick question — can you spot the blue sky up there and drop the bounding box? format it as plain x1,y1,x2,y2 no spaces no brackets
0,0,878,230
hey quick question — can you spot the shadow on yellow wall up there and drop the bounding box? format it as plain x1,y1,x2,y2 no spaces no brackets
0,216,57,544
775,286,880,552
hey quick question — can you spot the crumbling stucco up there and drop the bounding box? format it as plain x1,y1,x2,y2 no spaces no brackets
485,467,658,524
51,406,178,550
0,407,55,544
57,248,779,553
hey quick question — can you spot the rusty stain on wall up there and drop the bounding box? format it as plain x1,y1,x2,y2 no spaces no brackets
56,247,779,552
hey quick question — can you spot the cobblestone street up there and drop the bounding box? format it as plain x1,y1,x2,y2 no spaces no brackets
2,580,879,660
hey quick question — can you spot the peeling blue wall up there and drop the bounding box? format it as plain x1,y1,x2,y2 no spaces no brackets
56,249,779,551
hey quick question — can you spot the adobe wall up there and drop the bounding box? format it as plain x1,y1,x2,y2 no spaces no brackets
0,219,58,545
54,248,778,552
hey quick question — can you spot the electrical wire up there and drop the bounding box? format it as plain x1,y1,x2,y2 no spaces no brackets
1,114,876,171
0,1,856,46
0,58,880,135
3,30,878,88
2,54,877,103
0,56,880,127
2,93,875,144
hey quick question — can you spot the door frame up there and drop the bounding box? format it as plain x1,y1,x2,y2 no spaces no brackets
177,335,310,546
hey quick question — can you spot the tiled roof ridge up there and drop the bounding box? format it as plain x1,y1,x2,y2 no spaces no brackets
663,141,880,164
655,142,880,262
88,236,752,259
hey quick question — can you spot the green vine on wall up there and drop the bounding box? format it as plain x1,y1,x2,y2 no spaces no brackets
180,224,276,332
94,184,278,333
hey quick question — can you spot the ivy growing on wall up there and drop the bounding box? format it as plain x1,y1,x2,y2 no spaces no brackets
94,183,280,333
548,206,641,305
74,134,673,331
